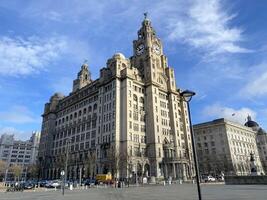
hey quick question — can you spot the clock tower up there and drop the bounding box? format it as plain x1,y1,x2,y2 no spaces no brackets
132,13,169,88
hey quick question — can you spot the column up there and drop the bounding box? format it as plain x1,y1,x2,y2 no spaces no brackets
74,166,77,181
164,164,168,179
182,164,187,181
176,164,181,179
173,164,177,179
49,169,52,180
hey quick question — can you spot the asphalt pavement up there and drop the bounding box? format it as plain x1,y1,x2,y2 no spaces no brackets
0,183,267,200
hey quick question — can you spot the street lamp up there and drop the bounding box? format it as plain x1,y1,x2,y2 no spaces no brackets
63,138,70,196
180,89,202,200
60,170,65,195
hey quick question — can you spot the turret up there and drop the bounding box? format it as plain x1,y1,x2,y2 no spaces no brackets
72,62,92,92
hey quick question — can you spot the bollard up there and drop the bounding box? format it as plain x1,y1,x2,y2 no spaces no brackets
86,185,88,190
163,181,166,186
54,187,57,191
179,179,182,184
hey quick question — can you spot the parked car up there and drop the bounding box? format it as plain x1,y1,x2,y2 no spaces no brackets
23,182,34,189
51,180,61,188
217,175,224,181
45,181,53,188
38,180,48,187
202,175,216,182
83,178,96,186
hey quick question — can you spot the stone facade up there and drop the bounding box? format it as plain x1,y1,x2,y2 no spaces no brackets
243,116,267,174
38,16,194,181
257,132,267,173
194,118,264,176
0,131,40,180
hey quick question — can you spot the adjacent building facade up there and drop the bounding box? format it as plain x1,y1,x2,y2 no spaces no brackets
244,116,267,174
0,131,40,180
193,118,264,176
257,130,267,173
38,16,194,181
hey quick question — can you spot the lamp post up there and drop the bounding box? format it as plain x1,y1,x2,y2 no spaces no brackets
61,170,65,195
63,138,70,196
180,89,202,200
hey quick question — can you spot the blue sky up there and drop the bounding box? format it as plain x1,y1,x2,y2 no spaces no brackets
0,0,267,140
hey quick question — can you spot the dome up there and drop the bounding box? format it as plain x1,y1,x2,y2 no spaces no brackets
113,53,125,59
51,92,65,100
245,120,259,128
81,63,88,69
258,128,267,134
244,115,259,128
54,92,65,98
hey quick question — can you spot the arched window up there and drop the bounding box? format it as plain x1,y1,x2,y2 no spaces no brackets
122,63,126,69
139,97,144,104
88,106,92,112
93,103,97,110
133,94,138,102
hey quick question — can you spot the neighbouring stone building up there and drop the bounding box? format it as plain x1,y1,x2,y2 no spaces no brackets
193,118,264,176
0,131,40,180
257,130,267,173
244,116,267,174
38,15,195,181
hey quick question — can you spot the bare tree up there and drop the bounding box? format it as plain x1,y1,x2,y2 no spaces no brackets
0,160,7,181
120,151,133,180
107,146,121,179
85,150,96,178
0,160,7,174
58,154,66,169
10,164,22,181
27,164,39,180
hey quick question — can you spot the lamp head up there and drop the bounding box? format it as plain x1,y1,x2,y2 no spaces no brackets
181,90,196,102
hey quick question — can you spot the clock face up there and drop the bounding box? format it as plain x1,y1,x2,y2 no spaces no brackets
153,44,160,55
136,44,145,55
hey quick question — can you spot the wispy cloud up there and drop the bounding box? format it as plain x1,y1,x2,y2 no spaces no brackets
0,105,40,124
239,62,267,98
167,0,251,57
0,36,67,76
0,126,32,140
42,11,62,22
202,103,256,124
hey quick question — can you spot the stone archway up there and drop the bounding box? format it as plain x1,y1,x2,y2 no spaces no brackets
144,164,150,177
137,163,142,177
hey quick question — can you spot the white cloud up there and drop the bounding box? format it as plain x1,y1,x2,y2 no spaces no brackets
167,0,251,56
42,11,62,21
0,105,40,124
0,126,31,140
240,71,267,98
203,103,256,124
237,61,267,98
0,36,67,76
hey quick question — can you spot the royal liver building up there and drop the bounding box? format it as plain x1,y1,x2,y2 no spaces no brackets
38,16,194,182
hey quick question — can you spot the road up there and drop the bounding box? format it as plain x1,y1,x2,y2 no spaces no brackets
1,183,267,200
